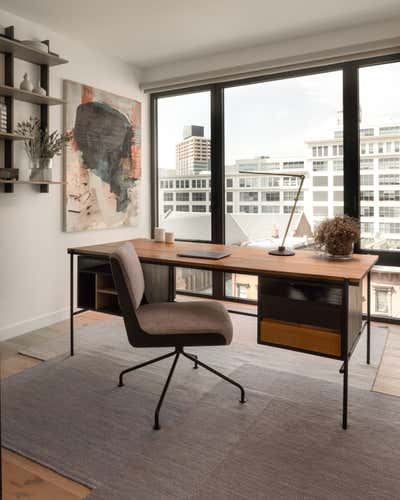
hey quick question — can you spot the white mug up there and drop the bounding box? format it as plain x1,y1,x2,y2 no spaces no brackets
165,232,175,244
154,227,165,242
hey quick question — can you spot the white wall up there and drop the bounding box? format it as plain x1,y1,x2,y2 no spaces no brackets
141,18,400,86
0,9,149,340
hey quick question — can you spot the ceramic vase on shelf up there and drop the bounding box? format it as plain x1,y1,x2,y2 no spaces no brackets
32,82,46,96
20,73,34,92
29,158,53,182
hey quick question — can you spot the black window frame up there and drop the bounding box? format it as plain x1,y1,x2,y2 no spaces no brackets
150,52,400,306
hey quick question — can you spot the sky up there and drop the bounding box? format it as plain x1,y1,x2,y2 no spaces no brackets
157,62,400,170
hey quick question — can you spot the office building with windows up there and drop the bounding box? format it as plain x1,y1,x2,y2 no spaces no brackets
159,123,400,317
175,125,211,175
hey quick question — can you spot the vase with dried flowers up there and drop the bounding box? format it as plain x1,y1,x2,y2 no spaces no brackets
314,215,360,260
16,117,71,182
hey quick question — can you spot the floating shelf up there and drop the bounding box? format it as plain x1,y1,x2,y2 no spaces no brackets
0,180,65,185
0,84,65,106
97,288,118,295
0,131,27,141
0,179,65,193
0,34,68,66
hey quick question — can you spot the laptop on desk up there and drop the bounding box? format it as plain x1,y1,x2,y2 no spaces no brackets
177,250,231,260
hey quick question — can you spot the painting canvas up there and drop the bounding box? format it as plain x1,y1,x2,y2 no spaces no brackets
63,80,141,232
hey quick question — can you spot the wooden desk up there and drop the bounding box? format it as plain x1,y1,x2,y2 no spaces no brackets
68,238,378,428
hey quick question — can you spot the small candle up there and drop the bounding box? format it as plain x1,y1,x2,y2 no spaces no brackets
154,227,165,242
165,232,175,244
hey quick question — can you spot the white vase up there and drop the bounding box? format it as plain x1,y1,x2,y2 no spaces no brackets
20,73,33,92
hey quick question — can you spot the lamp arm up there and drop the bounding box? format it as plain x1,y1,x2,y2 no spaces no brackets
280,175,305,249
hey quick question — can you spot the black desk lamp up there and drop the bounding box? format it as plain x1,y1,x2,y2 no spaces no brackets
238,171,305,256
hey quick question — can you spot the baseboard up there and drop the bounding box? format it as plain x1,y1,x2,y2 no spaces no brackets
0,308,68,342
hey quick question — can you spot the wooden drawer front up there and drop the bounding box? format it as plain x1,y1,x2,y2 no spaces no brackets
260,319,341,357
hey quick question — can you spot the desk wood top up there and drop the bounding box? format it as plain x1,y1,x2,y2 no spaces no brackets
69,238,378,285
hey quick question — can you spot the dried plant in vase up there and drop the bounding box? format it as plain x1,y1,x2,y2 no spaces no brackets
314,215,360,260
16,117,71,182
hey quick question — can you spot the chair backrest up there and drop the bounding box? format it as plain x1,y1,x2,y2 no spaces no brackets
110,243,146,346
111,242,145,310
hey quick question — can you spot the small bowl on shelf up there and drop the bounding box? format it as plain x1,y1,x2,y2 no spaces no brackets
20,40,49,53
0,167,19,181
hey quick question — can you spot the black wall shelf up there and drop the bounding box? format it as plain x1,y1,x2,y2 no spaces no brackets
0,25,68,194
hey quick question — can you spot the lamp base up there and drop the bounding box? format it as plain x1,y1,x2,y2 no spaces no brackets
269,246,295,256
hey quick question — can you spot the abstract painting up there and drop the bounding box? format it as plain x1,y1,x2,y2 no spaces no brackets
63,80,141,232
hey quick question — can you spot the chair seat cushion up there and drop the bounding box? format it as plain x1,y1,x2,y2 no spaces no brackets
136,301,233,345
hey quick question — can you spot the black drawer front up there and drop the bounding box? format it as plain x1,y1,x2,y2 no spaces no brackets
260,277,343,331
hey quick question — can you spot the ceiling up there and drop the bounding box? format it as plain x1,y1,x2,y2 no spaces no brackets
2,0,400,68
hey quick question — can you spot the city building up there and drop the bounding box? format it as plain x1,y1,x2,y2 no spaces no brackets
161,122,400,248
159,123,400,317
175,125,211,175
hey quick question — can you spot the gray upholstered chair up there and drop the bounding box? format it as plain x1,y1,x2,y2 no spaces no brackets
110,242,246,430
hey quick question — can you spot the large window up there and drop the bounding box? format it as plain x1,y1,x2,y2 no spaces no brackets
156,91,211,240
359,62,400,251
223,70,342,299
157,91,212,295
152,54,400,319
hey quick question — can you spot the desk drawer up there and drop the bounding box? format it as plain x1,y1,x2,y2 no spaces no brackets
260,318,341,357
259,277,342,331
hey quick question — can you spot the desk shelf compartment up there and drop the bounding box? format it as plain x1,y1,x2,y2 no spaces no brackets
77,257,121,315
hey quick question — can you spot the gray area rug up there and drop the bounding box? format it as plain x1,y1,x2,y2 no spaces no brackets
17,315,388,391
3,317,399,499
3,349,400,499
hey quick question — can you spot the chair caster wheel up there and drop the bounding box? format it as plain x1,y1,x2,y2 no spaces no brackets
240,398,247,404
118,382,124,387
153,424,160,430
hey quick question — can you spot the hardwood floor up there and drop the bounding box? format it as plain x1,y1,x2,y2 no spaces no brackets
2,449,90,500
373,324,400,396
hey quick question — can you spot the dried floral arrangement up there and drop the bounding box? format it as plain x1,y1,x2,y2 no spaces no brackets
314,215,360,256
16,117,70,160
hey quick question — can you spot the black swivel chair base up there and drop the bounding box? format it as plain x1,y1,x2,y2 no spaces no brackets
117,346,247,430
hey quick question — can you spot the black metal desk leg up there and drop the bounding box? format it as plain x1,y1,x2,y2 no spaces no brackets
342,279,349,429
70,253,74,357
367,271,371,365
342,357,348,429
168,265,175,302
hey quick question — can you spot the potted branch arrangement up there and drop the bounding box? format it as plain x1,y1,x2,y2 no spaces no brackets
16,117,70,182
314,215,360,260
